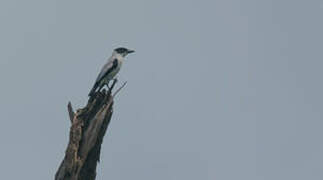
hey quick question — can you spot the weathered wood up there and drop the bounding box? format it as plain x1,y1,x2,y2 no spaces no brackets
55,80,124,180
67,102,75,123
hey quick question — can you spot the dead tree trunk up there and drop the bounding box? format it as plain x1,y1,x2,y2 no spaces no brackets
55,80,126,180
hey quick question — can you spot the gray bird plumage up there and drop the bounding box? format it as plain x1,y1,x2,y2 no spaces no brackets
88,47,134,97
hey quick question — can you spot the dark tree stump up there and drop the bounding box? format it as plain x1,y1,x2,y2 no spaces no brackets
55,80,126,180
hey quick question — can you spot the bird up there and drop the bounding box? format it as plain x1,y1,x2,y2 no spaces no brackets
88,47,134,97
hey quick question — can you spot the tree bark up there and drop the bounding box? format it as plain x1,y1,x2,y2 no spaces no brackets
55,80,124,180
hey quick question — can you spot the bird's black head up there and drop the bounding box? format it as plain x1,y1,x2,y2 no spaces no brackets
114,47,135,57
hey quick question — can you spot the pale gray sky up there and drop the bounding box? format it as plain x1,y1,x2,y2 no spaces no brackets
0,0,323,179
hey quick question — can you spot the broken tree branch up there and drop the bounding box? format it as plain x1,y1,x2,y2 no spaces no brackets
67,102,75,123
55,81,126,180
113,81,127,98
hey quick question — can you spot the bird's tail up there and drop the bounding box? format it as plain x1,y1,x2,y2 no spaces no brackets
88,82,99,97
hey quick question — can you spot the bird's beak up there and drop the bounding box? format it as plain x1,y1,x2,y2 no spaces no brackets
127,50,135,54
